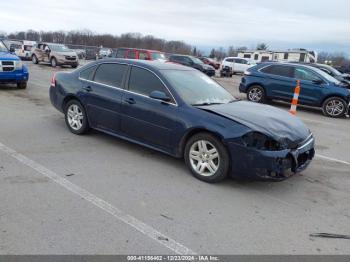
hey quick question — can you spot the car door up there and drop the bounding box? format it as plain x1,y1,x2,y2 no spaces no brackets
36,44,46,61
294,66,326,105
260,64,296,100
79,63,128,132
120,66,179,150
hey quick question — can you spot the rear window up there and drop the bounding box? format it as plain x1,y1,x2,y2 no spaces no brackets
260,65,294,78
93,63,127,87
80,65,97,81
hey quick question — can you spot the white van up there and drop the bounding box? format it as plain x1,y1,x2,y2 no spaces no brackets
15,41,36,60
221,57,255,75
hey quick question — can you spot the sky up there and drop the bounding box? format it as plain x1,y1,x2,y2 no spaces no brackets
1,0,350,54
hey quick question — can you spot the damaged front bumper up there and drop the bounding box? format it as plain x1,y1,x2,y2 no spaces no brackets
227,135,315,181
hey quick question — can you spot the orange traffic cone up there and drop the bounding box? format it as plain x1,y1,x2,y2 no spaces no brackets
289,80,301,115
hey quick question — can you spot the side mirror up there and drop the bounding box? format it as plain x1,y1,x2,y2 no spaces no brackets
312,79,324,85
45,49,50,54
149,90,171,102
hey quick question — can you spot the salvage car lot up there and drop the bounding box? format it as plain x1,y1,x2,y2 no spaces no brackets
0,61,349,254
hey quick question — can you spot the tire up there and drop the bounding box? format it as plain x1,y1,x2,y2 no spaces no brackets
247,85,266,103
17,81,27,89
51,57,57,67
322,97,347,118
32,55,38,64
184,132,229,183
64,100,90,135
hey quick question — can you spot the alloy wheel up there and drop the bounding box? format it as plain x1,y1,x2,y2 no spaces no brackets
325,99,344,117
67,104,84,131
189,140,220,177
248,87,263,102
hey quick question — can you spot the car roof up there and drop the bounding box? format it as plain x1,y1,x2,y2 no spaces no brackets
257,62,320,70
92,58,194,71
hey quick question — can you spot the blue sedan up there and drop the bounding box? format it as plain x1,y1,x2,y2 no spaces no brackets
49,59,315,182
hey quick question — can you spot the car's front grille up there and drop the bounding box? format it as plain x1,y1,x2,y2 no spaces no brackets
0,61,15,72
65,56,77,61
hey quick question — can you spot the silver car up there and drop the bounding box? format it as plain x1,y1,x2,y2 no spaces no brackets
31,43,79,68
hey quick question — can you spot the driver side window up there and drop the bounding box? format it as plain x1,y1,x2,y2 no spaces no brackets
128,67,174,103
294,68,321,82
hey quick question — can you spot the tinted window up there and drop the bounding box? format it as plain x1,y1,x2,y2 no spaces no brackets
244,54,251,58
254,54,259,60
129,67,172,100
94,63,127,87
284,53,289,59
226,58,234,62
261,65,294,78
116,49,127,58
127,51,137,59
294,67,321,82
80,65,97,81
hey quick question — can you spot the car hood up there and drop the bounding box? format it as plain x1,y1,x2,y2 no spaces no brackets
203,64,215,70
199,101,310,146
0,51,20,61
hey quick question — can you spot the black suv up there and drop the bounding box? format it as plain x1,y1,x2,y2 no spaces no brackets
169,55,215,77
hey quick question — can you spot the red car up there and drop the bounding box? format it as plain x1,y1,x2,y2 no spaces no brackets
113,48,166,61
198,57,220,69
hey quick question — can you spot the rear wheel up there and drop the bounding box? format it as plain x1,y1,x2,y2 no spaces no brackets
64,100,90,134
32,55,38,64
247,85,266,103
184,133,229,183
322,97,347,118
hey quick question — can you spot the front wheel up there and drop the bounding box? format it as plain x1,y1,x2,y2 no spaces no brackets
32,55,38,64
64,100,90,134
247,85,266,103
17,81,27,89
184,133,229,183
322,97,347,118
51,58,57,67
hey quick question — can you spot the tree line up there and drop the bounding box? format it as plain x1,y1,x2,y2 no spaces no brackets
2,30,193,55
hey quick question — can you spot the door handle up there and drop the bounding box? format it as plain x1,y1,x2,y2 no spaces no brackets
124,97,136,104
83,86,92,92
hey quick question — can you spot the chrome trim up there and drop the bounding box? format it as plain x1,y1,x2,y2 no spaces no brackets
298,136,314,151
78,62,178,106
0,60,15,72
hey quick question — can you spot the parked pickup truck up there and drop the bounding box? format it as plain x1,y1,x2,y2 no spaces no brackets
0,39,29,89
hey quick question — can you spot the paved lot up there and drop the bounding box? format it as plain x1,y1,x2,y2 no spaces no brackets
0,61,349,255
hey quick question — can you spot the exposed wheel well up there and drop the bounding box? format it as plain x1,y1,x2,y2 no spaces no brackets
62,95,81,111
178,128,225,157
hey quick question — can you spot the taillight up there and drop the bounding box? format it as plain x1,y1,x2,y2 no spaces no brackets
50,74,56,87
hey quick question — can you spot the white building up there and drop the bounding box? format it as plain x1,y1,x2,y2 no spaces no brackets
237,49,317,63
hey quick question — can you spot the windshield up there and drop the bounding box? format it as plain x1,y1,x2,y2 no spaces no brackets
49,44,71,52
162,70,235,105
0,41,9,52
151,52,166,61
312,67,341,85
190,56,204,64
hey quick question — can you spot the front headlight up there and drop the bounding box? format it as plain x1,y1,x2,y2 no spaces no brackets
15,61,23,70
241,132,283,151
